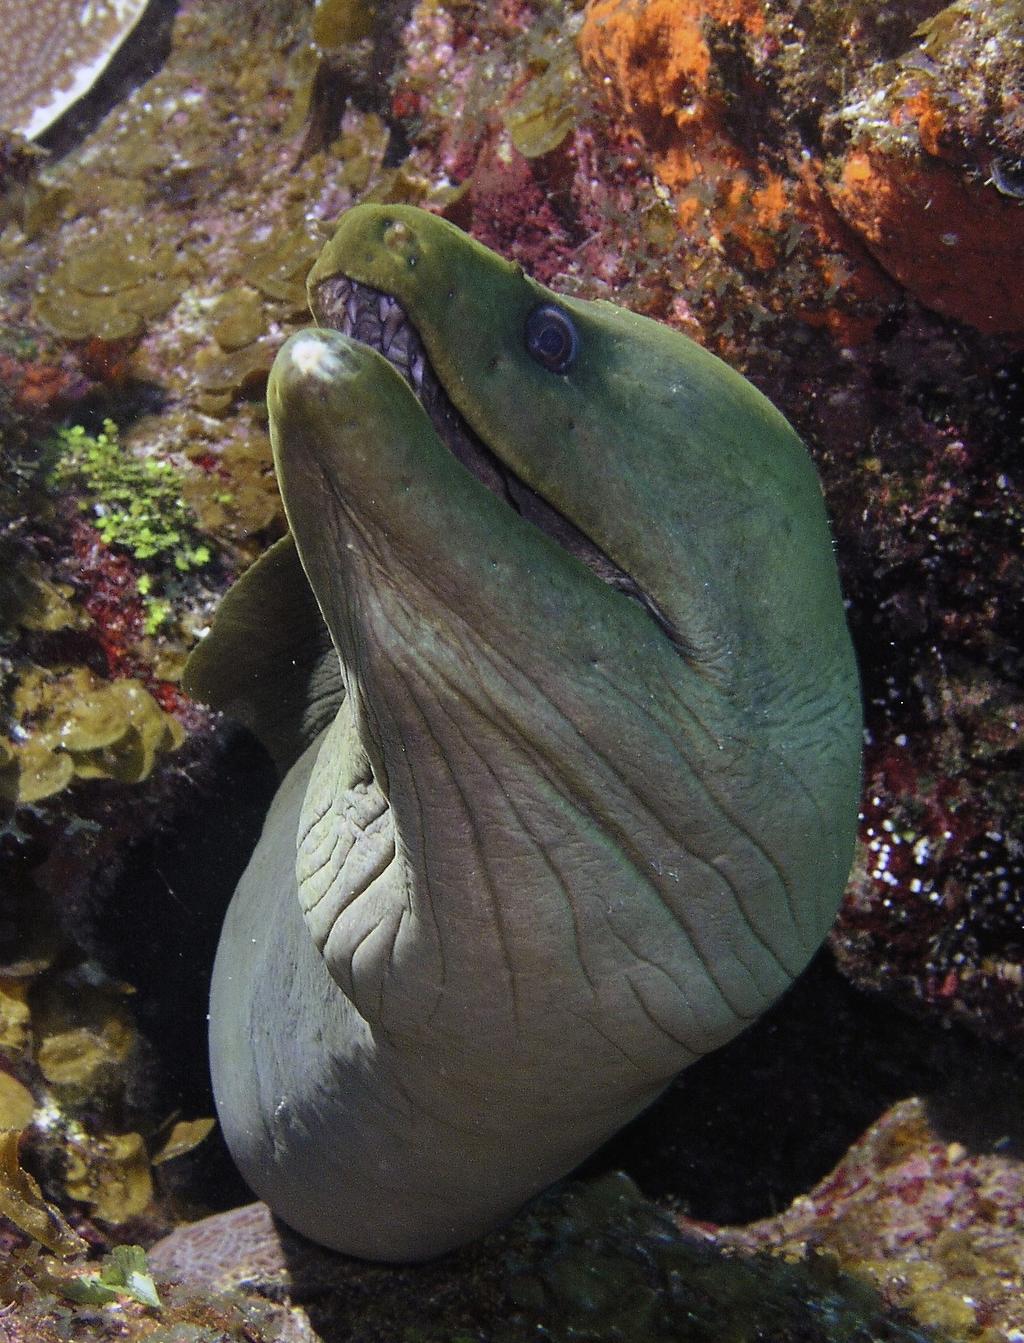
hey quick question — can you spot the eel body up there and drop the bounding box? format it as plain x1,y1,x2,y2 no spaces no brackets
184,204,861,1262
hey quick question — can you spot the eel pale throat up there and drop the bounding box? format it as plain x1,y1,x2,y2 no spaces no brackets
184,203,862,1263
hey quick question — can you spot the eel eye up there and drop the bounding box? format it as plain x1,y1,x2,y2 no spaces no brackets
525,303,579,374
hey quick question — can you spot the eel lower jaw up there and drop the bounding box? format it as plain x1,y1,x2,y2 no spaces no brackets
311,273,692,661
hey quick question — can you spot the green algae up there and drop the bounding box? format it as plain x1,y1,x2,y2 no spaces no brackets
1,666,186,806
49,420,207,569
63,1133,155,1224
0,562,81,635
312,0,375,47
249,225,325,311
504,26,585,159
7,736,75,804
333,114,391,193
34,231,186,341
0,1071,34,1131
183,427,283,543
0,1130,87,1257
0,978,31,1053
193,341,277,416
58,1244,160,1308
211,287,265,353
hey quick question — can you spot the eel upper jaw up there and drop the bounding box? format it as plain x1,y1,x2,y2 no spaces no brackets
311,274,693,661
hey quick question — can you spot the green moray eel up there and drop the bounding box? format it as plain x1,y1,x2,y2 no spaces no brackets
184,204,861,1262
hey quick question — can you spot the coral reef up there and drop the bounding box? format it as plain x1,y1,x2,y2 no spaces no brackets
0,0,1021,1337
579,0,1024,334
505,1176,928,1343
721,1096,1024,1339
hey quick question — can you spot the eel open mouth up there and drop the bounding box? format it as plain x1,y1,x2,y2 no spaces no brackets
313,275,690,659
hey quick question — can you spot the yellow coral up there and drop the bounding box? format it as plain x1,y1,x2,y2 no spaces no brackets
0,1073,35,1131
64,1132,154,1223
37,1019,136,1091
3,667,185,806
0,980,32,1053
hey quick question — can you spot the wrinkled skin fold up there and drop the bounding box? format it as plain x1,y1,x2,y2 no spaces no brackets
184,204,861,1262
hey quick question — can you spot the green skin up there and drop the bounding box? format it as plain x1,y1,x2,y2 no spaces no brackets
186,205,861,1262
